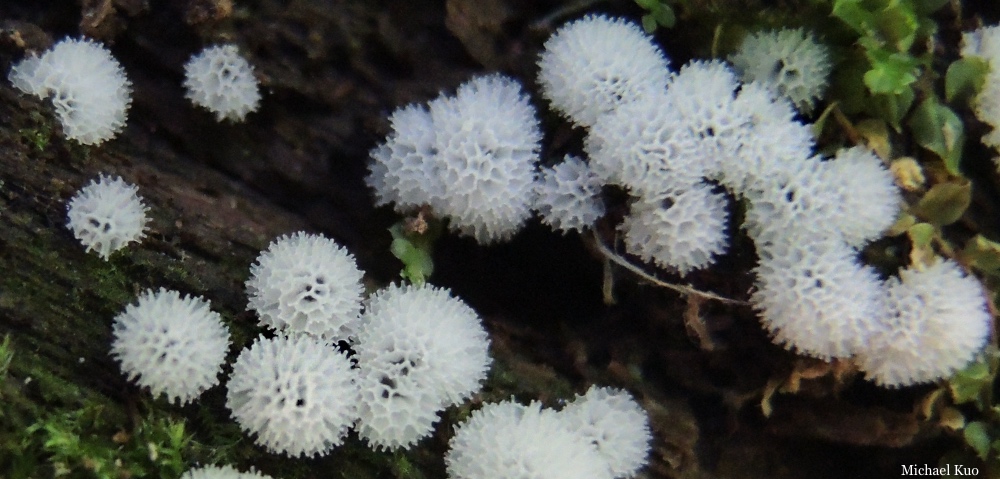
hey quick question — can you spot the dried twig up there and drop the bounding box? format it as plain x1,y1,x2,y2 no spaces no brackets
592,230,749,306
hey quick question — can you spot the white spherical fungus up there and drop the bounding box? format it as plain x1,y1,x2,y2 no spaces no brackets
714,81,816,195
534,155,606,233
66,174,150,260
427,74,542,243
585,90,706,196
660,60,750,177
354,283,491,450
111,288,230,405
858,260,992,388
446,400,613,479
366,104,442,209
822,146,900,246
538,15,670,128
181,465,273,479
368,75,541,244
751,239,886,360
740,154,831,249
226,334,359,458
246,232,364,341
619,185,729,275
742,148,899,250
729,28,830,113
184,44,261,122
8,37,132,145
560,386,651,478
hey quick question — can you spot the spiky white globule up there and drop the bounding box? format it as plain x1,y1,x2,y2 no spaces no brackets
184,44,261,122
729,28,831,113
246,232,365,341
446,400,613,479
367,104,441,209
741,147,899,250
226,334,360,458
560,386,651,478
537,14,670,128
427,75,542,243
620,185,729,275
857,260,992,387
111,288,230,405
181,465,273,479
8,37,132,145
367,75,542,244
354,283,490,450
821,146,901,247
585,90,706,196
713,81,816,195
751,239,886,360
740,154,831,250
533,155,605,233
66,174,149,260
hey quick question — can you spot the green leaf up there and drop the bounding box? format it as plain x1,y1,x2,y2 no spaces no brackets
869,2,918,51
950,358,992,406
832,0,873,36
870,87,914,132
652,5,676,28
912,181,972,226
945,57,990,105
907,222,935,249
863,48,920,94
908,98,966,175
635,0,658,9
961,235,1000,277
641,13,658,34
964,421,991,460
390,237,434,285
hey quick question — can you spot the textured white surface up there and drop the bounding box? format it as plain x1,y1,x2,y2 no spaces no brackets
538,14,669,128
226,334,359,457
534,155,605,233
446,400,613,479
620,185,729,275
184,44,261,122
730,28,830,112
859,260,992,387
111,288,230,405
560,386,651,478
9,37,131,144
246,232,364,341
367,74,541,244
66,174,149,260
181,465,273,479
354,284,490,450
751,239,886,360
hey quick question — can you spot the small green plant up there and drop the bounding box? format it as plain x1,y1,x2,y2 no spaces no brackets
388,212,443,285
18,111,53,152
917,346,1000,474
828,0,969,174
634,0,679,32
22,405,194,479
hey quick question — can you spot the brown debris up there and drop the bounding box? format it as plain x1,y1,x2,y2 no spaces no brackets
445,0,511,69
185,0,234,26
79,0,149,40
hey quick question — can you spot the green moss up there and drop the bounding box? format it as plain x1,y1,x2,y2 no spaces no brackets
17,111,53,152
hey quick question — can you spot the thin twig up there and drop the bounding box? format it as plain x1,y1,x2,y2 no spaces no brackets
592,230,749,306
530,0,609,32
